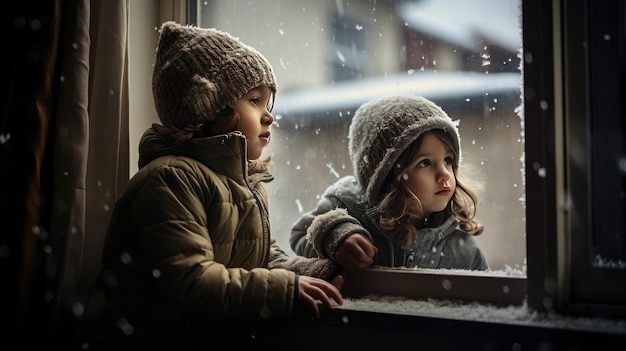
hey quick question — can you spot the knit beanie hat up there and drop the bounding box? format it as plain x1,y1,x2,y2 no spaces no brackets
348,95,461,205
152,21,277,133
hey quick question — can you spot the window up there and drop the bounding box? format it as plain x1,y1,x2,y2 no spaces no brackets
193,0,526,273
186,0,626,318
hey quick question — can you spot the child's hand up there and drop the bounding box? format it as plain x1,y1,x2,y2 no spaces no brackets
297,275,343,319
335,233,378,272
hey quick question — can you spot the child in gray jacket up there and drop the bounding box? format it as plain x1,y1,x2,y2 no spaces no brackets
290,95,488,272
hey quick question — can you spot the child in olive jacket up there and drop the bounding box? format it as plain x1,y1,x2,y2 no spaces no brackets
80,22,342,350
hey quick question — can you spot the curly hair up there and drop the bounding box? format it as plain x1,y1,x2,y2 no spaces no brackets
370,129,483,248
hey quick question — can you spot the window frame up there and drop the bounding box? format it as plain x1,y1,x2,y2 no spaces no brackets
184,0,626,319
524,0,626,318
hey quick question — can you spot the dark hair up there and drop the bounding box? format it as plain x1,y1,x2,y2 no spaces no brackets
370,129,483,248
194,107,238,138
157,107,238,142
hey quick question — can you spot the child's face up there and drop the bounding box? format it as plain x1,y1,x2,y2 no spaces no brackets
399,132,456,217
231,86,274,160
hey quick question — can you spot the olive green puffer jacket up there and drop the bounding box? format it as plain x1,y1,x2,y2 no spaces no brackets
82,125,337,347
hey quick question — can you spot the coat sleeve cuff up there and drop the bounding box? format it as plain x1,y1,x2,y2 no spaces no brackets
306,208,371,260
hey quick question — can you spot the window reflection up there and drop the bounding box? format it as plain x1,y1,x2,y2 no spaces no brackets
194,0,524,272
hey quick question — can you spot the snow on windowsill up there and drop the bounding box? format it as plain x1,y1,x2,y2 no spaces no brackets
338,267,626,335
338,293,626,336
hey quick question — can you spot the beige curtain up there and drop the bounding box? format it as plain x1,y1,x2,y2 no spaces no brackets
1,0,129,347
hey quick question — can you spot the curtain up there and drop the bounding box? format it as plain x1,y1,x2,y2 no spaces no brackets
1,0,129,348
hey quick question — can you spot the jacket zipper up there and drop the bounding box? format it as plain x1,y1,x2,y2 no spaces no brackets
239,138,270,264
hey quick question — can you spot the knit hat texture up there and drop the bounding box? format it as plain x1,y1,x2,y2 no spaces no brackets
348,95,461,205
152,21,277,133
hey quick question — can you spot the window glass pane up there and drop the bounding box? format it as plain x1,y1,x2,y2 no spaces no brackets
194,0,525,273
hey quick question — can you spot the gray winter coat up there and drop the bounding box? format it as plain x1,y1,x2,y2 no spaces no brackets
290,176,488,270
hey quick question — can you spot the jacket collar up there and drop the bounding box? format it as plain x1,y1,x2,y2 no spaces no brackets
417,215,459,242
137,124,272,184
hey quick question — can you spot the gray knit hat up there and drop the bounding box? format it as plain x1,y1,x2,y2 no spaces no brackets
348,95,461,205
152,21,277,133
